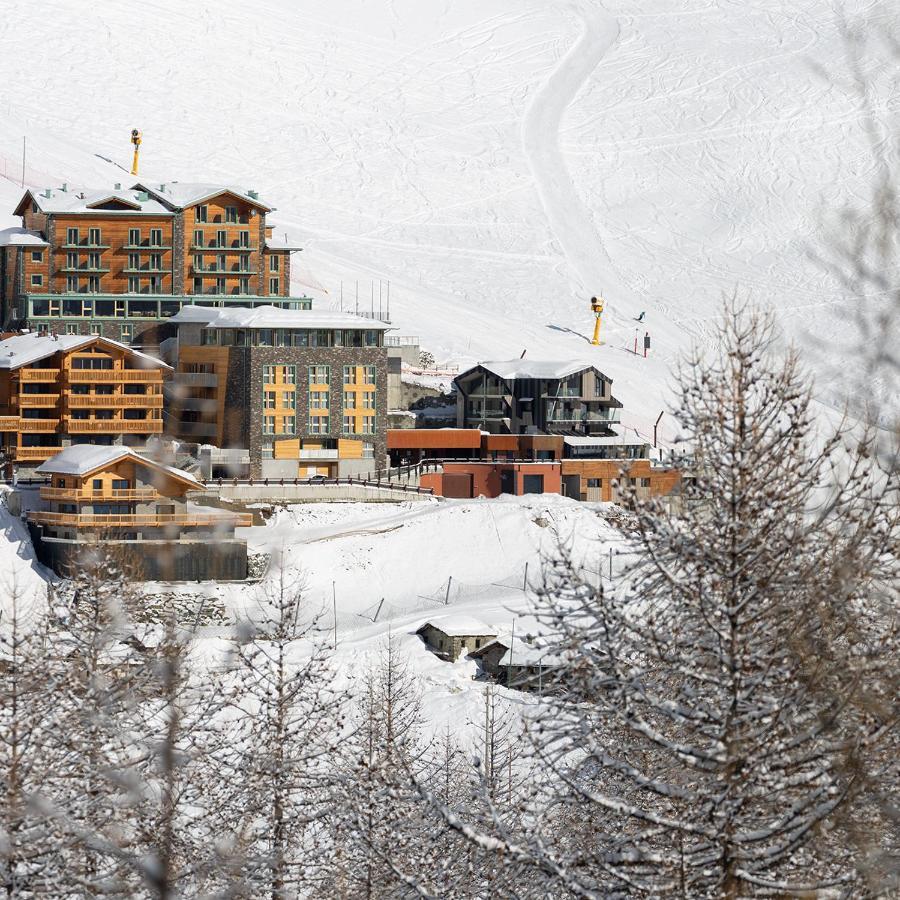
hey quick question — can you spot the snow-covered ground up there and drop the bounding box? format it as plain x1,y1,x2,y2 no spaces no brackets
1,0,895,442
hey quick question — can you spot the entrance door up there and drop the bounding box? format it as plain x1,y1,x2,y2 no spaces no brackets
500,469,515,495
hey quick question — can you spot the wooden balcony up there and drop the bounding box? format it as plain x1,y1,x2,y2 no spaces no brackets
0,416,20,431
13,447,60,461
65,394,164,408
20,369,60,382
64,419,164,434
29,511,253,529
66,369,164,384
40,486,161,502
19,419,60,433
17,394,60,408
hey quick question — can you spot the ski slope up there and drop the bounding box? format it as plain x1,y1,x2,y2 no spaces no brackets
0,0,895,440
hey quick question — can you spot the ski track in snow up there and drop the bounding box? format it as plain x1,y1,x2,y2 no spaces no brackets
521,0,619,301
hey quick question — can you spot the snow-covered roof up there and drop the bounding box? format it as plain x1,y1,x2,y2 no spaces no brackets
265,235,303,251
36,444,203,487
464,360,605,381
18,187,172,216
170,304,391,331
0,332,170,370
417,616,496,637
564,435,647,446
0,227,49,247
499,646,563,667
133,182,272,212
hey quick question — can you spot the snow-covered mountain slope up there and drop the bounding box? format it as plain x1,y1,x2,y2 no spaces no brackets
0,0,894,439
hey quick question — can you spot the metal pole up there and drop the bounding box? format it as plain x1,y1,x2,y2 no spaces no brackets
373,597,384,622
444,575,452,605
21,136,26,188
609,546,613,581
654,411,664,448
523,560,529,593
332,581,337,648
508,620,516,688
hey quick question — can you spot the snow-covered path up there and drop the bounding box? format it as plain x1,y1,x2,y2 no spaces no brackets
521,0,619,304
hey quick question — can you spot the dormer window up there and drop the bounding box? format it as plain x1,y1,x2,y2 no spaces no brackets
226,206,237,223
196,205,208,223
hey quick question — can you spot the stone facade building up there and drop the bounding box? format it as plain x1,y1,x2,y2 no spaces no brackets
167,305,391,478
415,617,497,662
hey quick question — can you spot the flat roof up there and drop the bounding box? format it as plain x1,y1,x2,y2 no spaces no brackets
170,304,391,331
387,429,482,450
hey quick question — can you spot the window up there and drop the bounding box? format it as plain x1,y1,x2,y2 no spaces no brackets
121,324,133,341
88,252,101,269
640,478,651,488
112,479,128,491
238,276,249,295
282,366,296,384
308,415,328,435
216,253,226,271
89,227,101,245
129,252,140,270
239,230,249,248
72,356,113,369
362,391,376,409
149,252,162,270
263,416,275,435
282,417,296,435
30,250,43,263
88,276,101,293
193,276,203,294
309,392,329,410
92,479,103,492
226,206,237,223
215,277,225,295
216,230,227,248
30,274,43,287
67,251,78,269
239,255,249,271
263,391,276,409
148,276,161,293
282,391,296,409
67,275,80,292
196,205,208,223
587,478,601,488
343,366,357,385
361,416,375,435
89,323,101,336
128,227,140,246
270,255,280,272
66,227,79,245
193,229,203,246
269,277,280,295
342,415,355,433
363,365,376,383
149,228,162,247
257,329,274,346
261,442,274,460
343,391,356,408
128,276,139,293
65,323,78,335
308,365,328,385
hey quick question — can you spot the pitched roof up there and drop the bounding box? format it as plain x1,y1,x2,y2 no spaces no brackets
170,304,391,331
0,332,170,370
416,616,496,637
0,227,49,247
132,182,272,212
15,187,172,216
36,444,202,487
462,360,606,381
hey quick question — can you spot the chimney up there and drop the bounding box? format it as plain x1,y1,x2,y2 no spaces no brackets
114,182,121,190
248,189,258,200
61,183,68,192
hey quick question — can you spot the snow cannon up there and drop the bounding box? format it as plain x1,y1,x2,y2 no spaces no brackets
590,295,604,346
130,129,142,176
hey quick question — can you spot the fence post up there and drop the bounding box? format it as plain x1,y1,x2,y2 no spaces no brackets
444,576,452,605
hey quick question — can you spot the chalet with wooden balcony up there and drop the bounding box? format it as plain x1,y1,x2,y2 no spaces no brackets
454,361,623,436
0,182,309,349
0,331,168,466
26,444,250,580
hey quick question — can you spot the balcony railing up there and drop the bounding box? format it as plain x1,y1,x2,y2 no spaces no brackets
17,394,59,407
64,419,164,433
299,449,339,460
67,369,164,383
28,511,253,528
40,487,161,502
18,419,59,432
13,447,59,461
20,369,60,382
65,394,164,408
0,416,20,431
173,373,218,387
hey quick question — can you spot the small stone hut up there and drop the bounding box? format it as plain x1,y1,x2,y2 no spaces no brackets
415,616,497,662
